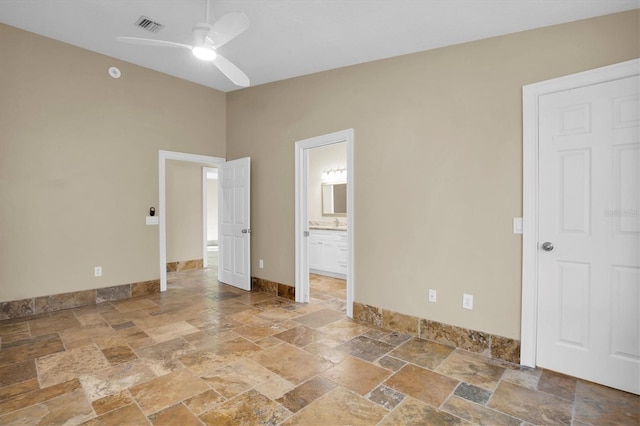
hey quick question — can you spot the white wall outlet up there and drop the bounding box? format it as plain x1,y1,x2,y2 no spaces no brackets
463,293,473,310
259,259,264,269
94,266,102,277
428,289,437,302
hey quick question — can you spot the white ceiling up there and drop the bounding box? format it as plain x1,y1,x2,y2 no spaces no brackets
1,0,638,92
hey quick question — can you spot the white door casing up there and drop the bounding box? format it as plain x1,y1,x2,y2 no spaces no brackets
158,150,224,292
521,59,640,394
295,129,354,317
218,157,251,290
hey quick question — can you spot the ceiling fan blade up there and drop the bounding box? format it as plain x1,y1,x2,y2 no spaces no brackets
117,36,192,50
213,53,250,87
206,12,249,49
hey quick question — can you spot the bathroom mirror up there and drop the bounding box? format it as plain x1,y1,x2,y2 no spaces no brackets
322,183,347,216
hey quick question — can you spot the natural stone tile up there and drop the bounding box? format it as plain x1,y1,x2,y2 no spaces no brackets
183,389,225,416
435,350,505,391
148,402,202,426
131,279,160,297
93,325,154,350
322,355,391,396
0,331,31,345
252,297,294,310
379,396,469,425
278,283,295,300
79,359,157,401
276,376,336,413
34,290,96,314
389,337,454,370
353,302,383,327
96,284,131,303
375,355,407,372
0,378,82,415
91,391,133,415
144,321,200,343
0,359,37,387
0,333,65,367
293,308,344,328
443,395,521,425
199,389,290,425
537,369,577,400
573,380,640,425
274,325,329,347
0,389,93,425
37,343,111,387
317,318,369,342
420,319,490,355
129,368,209,415
367,385,405,410
500,365,542,389
59,323,114,347
29,311,82,336
251,343,332,385
382,310,419,336
385,364,459,407
488,380,572,425
378,331,412,347
201,358,276,399
281,386,387,426
233,323,289,341
0,378,40,401
110,297,158,313
491,335,520,364
135,337,194,375
303,341,349,364
102,345,138,366
254,376,296,400
0,321,29,336
0,299,34,320
82,402,148,425
256,307,300,322
453,382,492,404
336,335,394,362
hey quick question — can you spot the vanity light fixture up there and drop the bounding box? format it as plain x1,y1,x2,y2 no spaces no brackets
321,168,347,182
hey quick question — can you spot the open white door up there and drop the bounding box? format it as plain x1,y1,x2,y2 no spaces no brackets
218,157,251,291
536,76,639,394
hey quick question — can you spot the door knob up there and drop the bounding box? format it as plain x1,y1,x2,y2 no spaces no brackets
541,242,554,251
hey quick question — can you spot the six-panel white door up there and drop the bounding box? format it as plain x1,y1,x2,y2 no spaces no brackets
218,157,251,291
537,76,639,394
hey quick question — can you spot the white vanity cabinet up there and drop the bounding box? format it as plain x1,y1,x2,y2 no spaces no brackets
309,230,347,279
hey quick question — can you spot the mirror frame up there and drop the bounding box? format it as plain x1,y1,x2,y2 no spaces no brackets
321,182,347,216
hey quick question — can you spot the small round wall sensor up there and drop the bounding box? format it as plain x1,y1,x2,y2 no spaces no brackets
108,66,121,79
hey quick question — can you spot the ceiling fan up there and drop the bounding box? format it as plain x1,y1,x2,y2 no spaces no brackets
117,1,250,87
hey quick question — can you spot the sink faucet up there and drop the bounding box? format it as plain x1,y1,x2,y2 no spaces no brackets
334,218,340,227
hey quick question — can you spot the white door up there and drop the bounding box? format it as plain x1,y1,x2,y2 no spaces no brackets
537,76,639,394
218,157,251,291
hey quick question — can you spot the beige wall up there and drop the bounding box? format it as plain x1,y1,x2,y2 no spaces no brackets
226,11,640,339
207,176,219,242
166,161,203,263
0,24,226,301
308,143,347,223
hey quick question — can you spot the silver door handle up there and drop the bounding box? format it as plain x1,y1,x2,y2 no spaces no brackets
541,242,554,251
241,229,251,234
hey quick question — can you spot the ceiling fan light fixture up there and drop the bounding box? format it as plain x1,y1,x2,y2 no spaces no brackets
192,46,217,61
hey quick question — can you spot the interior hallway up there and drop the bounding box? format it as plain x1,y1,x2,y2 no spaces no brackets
0,269,637,425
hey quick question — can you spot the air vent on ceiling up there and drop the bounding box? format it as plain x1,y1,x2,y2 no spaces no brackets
135,16,164,33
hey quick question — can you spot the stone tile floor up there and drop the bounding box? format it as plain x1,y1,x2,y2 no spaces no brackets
0,269,638,425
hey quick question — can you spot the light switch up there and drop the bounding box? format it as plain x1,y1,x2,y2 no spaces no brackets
513,217,523,234
146,216,159,225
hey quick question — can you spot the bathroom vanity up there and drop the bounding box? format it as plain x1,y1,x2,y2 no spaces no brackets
308,229,347,279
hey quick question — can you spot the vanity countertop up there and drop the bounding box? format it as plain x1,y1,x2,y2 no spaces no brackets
309,225,347,231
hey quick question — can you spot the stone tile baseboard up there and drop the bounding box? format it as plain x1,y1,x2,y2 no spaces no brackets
0,279,160,320
251,277,295,301
166,259,203,272
353,301,520,364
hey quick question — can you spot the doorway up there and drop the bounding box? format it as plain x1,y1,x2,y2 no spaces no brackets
295,129,354,317
203,167,219,272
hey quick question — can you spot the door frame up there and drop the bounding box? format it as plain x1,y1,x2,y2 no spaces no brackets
202,167,218,269
295,129,354,317
159,150,224,292
520,59,639,367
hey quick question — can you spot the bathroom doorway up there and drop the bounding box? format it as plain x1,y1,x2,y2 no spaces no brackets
294,129,354,318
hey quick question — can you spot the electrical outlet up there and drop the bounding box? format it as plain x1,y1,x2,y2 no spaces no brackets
259,259,264,269
428,289,437,302
463,293,473,310
94,266,102,277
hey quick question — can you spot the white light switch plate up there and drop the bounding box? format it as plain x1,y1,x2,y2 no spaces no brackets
513,217,523,234
146,216,159,225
